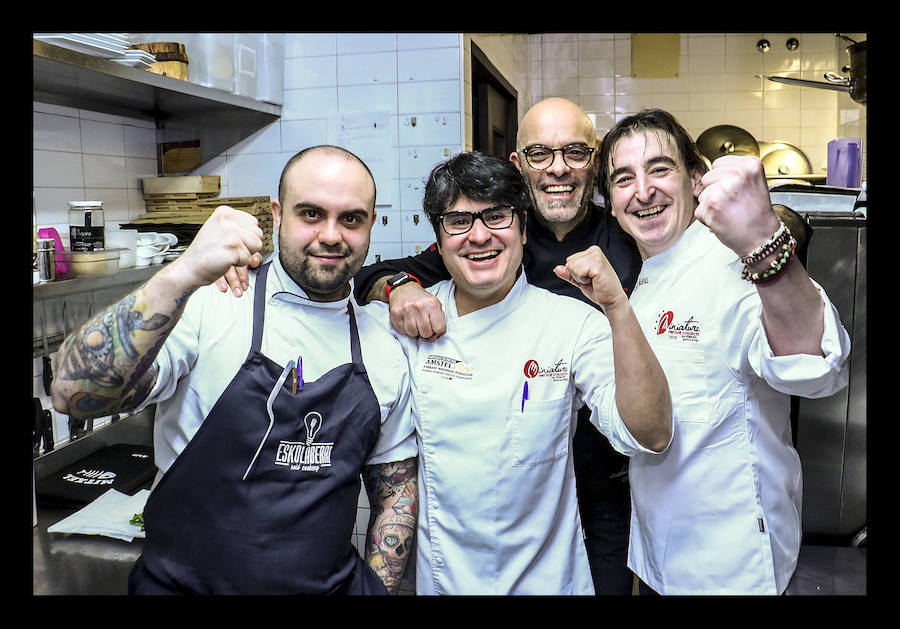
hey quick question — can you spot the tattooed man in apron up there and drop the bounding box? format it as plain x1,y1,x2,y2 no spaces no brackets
52,146,418,595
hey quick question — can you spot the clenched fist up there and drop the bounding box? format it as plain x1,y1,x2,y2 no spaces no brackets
171,206,265,292
694,155,781,258
553,245,627,314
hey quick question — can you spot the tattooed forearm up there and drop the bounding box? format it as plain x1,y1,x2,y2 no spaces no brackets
51,283,190,419
363,458,418,594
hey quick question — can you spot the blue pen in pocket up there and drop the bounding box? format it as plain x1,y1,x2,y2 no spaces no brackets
521,380,528,412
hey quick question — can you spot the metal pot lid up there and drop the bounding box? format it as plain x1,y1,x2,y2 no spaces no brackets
696,125,760,163
760,142,812,177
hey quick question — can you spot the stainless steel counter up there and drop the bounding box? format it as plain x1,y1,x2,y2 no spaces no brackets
33,504,144,595
33,410,153,595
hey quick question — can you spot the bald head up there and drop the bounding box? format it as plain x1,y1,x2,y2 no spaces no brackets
279,145,376,209
515,98,597,150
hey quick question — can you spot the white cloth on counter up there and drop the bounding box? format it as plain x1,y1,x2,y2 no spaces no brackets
365,270,667,595
626,219,852,595
133,255,417,482
48,488,149,542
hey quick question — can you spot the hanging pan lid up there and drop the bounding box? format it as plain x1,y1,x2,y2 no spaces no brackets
696,125,760,163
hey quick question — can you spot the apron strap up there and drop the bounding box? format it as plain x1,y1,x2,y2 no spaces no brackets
348,304,363,365
251,262,271,353
253,260,362,365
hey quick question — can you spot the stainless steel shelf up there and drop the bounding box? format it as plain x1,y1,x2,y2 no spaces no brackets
33,40,281,170
32,263,164,300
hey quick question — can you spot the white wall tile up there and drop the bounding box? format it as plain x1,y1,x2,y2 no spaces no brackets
338,51,397,86
282,87,339,120
398,33,460,50
81,119,126,156
285,33,336,58
398,79,460,114
400,209,434,242
366,242,403,266
125,157,158,190
337,33,397,54
284,55,336,90
398,145,460,181
398,48,459,82
225,152,283,199
34,112,82,152
398,113,461,146
34,150,84,188
124,124,157,159
370,210,403,243
338,83,398,114
229,120,282,154
281,119,330,153
83,154,127,189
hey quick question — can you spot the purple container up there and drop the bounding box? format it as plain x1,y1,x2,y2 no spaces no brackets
827,138,862,188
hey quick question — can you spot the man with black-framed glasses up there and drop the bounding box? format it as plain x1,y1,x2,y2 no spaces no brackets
350,97,644,595
360,150,672,594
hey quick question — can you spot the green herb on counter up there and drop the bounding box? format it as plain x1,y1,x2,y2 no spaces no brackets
130,512,144,531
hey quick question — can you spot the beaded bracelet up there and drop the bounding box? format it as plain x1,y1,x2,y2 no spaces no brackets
740,221,791,266
741,238,797,285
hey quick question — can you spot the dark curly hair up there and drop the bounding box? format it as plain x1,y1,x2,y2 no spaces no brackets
422,151,531,240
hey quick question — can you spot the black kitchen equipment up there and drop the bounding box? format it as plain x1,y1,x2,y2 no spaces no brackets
760,34,866,105
35,443,156,508
39,301,52,395
33,398,54,457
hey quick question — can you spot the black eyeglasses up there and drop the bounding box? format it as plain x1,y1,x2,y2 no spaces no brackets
438,205,516,236
519,143,596,170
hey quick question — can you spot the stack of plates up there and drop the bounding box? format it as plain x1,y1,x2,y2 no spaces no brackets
34,33,156,69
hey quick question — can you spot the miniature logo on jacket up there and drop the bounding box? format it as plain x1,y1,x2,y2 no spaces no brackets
522,359,569,381
654,310,702,342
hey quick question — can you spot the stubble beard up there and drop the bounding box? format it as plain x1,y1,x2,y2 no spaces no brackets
278,233,366,301
526,176,594,228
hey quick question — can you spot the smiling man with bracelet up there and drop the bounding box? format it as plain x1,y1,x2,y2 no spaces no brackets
599,108,851,595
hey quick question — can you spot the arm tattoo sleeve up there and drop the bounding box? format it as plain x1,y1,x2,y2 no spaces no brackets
363,458,418,594
54,287,189,419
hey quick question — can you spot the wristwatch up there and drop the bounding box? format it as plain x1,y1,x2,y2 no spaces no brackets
384,271,421,299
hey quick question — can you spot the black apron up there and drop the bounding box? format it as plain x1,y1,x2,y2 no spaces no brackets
129,262,387,595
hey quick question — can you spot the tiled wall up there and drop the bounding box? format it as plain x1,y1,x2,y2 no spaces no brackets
32,32,866,591
468,32,866,179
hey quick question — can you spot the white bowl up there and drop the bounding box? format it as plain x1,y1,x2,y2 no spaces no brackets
152,253,165,265
157,232,178,247
137,245,158,258
137,232,159,246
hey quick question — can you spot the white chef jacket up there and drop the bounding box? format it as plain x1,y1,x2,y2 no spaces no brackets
365,271,664,595
135,256,417,481
626,220,851,595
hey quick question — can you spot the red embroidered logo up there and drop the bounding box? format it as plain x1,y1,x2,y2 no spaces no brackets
654,310,702,343
656,310,674,335
523,360,540,378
